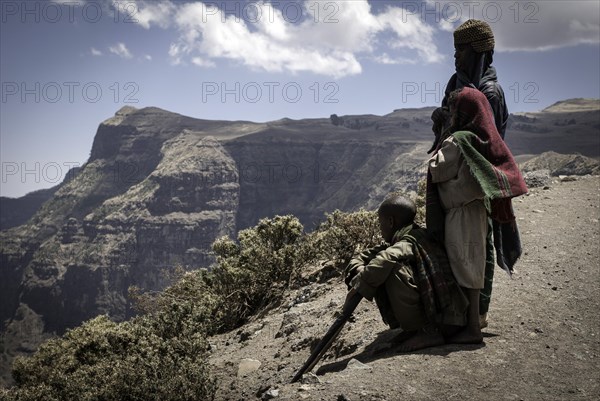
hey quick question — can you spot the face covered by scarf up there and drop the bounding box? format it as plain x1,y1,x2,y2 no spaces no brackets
455,46,494,90
427,47,495,154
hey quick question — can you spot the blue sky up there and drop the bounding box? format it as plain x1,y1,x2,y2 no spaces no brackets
1,0,599,198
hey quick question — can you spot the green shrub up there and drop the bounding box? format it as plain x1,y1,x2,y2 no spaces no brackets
5,316,216,401
4,210,388,399
311,209,382,267
202,215,310,331
132,212,380,336
129,215,314,336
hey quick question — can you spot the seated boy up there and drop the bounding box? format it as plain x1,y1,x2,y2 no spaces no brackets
344,193,468,351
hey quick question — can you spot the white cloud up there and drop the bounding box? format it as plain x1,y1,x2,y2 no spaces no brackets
427,0,600,52
290,0,382,53
168,43,183,65
73,0,600,78
171,1,362,78
377,6,443,63
191,57,215,68
109,42,133,59
144,54,152,61
253,1,291,42
111,0,176,29
90,47,103,56
162,0,443,78
373,53,417,65
126,0,600,76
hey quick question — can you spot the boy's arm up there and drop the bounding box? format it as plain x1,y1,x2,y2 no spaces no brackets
350,242,414,300
428,137,462,183
344,243,388,289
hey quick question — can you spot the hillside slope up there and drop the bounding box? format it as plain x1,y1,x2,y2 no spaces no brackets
207,176,600,400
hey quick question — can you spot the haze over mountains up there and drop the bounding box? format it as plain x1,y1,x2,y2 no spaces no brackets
0,98,598,385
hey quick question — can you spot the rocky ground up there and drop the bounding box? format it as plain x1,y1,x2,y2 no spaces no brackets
207,175,600,401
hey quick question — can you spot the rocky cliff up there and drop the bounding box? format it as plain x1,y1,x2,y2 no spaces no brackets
505,98,600,156
1,99,598,385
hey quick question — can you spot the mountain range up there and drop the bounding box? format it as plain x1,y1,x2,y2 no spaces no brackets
0,98,598,386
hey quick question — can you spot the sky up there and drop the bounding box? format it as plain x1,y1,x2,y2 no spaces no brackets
1,0,599,198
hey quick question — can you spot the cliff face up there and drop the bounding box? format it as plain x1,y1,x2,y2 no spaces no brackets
0,187,59,231
223,123,430,231
0,106,434,379
505,99,600,156
0,108,248,384
1,99,598,385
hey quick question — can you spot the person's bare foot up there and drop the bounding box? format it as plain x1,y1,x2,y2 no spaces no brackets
448,326,483,344
396,328,445,352
391,330,416,344
479,313,488,329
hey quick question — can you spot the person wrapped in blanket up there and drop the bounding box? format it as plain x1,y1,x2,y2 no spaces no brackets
427,86,528,344
344,193,469,352
430,19,511,328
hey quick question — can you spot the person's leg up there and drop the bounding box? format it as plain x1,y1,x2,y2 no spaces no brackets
387,266,445,352
374,287,400,329
449,288,483,344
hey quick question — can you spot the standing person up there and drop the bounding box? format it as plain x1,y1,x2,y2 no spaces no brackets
431,18,509,144
429,19,511,327
427,87,527,343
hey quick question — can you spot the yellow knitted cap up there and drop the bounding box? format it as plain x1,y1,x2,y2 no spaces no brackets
454,19,495,52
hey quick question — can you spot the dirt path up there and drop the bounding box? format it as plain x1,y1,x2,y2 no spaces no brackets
208,176,600,401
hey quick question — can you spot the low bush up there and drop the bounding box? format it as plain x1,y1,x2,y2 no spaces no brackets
310,209,381,267
4,209,397,399
5,315,216,401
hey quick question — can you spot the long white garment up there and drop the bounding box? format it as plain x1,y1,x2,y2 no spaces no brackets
429,137,488,289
